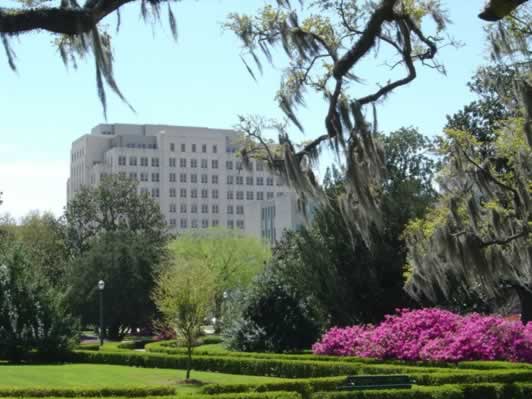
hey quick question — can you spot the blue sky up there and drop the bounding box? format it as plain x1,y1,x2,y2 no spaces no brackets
0,0,491,218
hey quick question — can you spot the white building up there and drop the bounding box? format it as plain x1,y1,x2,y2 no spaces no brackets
67,123,309,242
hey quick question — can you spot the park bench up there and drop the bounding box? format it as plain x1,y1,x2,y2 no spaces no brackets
336,375,414,390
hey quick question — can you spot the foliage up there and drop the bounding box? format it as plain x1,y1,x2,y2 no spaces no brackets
153,257,216,380
169,229,270,331
68,230,160,339
0,243,79,361
312,308,532,362
225,254,323,353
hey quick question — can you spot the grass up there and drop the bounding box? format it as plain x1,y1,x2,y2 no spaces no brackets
0,364,287,393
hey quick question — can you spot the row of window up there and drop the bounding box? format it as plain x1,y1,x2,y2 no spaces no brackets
169,143,218,154
169,204,245,215
118,156,160,167
126,143,157,149
119,171,282,187
168,218,244,230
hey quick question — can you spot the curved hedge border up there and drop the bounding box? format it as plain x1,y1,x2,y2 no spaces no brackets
0,386,175,397
0,391,300,399
145,342,532,371
70,350,449,378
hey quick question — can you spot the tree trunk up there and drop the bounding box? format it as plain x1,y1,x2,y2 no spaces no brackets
185,337,192,381
515,286,532,325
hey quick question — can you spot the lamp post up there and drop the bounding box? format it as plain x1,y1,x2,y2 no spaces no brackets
97,280,105,346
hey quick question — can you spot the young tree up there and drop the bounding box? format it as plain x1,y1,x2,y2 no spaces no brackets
153,258,215,381
170,229,270,332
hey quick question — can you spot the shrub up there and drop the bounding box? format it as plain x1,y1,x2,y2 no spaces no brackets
313,309,532,362
0,386,175,397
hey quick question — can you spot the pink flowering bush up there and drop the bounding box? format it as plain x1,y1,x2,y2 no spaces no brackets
312,308,532,363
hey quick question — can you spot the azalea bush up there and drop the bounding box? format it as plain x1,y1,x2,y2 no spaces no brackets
312,308,532,362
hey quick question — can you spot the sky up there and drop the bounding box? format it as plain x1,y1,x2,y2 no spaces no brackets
0,0,492,219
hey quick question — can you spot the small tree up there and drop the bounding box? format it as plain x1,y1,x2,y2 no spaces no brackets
153,258,215,381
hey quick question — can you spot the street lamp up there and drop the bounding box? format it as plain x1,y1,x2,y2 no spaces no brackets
97,280,105,346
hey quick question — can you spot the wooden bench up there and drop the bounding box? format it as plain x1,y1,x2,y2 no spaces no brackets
336,375,414,390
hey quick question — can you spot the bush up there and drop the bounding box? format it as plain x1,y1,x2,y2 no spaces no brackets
0,386,175,397
117,339,154,350
0,244,79,361
313,309,532,362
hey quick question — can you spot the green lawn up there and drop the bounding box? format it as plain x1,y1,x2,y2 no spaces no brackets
0,364,286,393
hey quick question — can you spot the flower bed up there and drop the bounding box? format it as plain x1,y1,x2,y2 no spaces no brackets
312,309,532,362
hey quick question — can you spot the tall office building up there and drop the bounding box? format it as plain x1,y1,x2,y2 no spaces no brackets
67,124,308,242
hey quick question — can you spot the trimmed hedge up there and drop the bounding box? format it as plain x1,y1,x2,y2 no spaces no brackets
0,392,300,399
117,339,155,350
0,386,175,397
312,383,532,399
145,342,531,371
75,344,100,352
70,350,448,378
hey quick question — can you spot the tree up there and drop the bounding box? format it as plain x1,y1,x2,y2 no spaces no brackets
0,242,79,361
65,175,167,254
169,229,270,332
65,175,168,338
153,258,215,381
68,230,161,339
479,0,530,21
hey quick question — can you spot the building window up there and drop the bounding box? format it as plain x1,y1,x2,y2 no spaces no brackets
119,156,126,166
236,191,244,200
191,204,198,213
192,144,196,153
227,220,234,229
191,174,197,183
212,160,218,169
236,220,244,229
267,191,274,200
246,176,253,185
169,203,177,213
169,158,176,167
212,189,219,199
227,175,233,185
140,187,149,195
151,158,159,167
191,159,198,168
236,205,244,215
256,161,264,171
140,172,148,182
226,161,233,170
277,177,285,186
236,176,243,185
201,204,208,214
256,177,264,186
129,156,137,166
140,157,148,167
152,188,159,198
169,218,177,226
257,191,264,200
180,173,187,183
202,144,207,153
180,158,187,168
236,161,242,170
181,143,186,152
169,173,176,182
180,203,187,213
151,173,160,182
201,189,208,199
227,191,234,200
202,219,209,228
212,219,219,227
213,145,217,154
170,143,175,152
212,204,219,214
227,205,234,214
129,172,138,180
212,175,218,184
201,174,208,184
191,219,198,228
180,218,187,228
201,159,208,169
180,188,187,198
191,189,198,198
169,188,176,198
246,191,254,200
266,177,274,186
119,171,126,178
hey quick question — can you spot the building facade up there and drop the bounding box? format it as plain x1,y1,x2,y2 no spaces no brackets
67,123,308,242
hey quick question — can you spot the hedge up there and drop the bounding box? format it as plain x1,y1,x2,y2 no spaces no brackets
312,383,532,399
0,386,175,397
75,344,100,352
117,339,155,350
145,342,530,371
70,350,448,378
0,392,300,399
